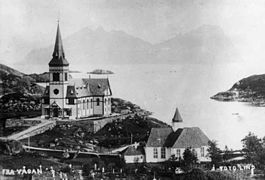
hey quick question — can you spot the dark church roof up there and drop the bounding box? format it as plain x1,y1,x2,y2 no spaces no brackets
65,78,112,98
172,108,183,122
147,127,209,148
171,127,210,148
83,78,112,96
146,128,173,147
49,23,69,67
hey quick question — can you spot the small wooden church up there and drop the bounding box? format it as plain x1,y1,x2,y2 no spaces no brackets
41,23,112,120
145,108,211,163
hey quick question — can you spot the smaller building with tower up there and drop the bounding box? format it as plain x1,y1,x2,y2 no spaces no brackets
41,23,112,120
145,108,211,163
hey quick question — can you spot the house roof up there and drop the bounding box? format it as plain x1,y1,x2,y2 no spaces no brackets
172,108,183,122
146,128,173,147
171,127,210,148
124,146,145,156
49,23,69,67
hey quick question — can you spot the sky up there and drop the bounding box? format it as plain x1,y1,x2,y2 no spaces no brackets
1,0,265,66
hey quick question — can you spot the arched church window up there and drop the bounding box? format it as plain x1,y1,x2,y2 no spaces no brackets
96,98,100,106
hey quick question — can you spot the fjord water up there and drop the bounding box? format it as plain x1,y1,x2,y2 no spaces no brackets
21,62,265,150
83,62,265,150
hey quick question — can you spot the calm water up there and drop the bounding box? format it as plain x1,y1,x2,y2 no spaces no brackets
16,62,265,149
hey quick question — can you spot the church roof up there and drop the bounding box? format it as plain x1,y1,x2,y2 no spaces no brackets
146,128,173,147
83,78,112,96
171,127,210,148
49,23,69,67
172,108,183,122
147,127,210,149
66,78,112,98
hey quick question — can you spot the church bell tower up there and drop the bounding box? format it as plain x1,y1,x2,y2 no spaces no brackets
48,23,69,118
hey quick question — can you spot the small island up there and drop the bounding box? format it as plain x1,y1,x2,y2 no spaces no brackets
87,69,114,75
211,74,265,106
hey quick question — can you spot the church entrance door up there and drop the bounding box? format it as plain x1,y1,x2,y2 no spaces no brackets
53,108,59,117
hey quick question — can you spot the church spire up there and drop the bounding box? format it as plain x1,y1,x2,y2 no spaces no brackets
53,22,65,58
172,107,183,131
172,107,183,123
49,22,69,67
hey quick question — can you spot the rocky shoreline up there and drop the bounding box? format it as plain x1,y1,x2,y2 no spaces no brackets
211,73,265,106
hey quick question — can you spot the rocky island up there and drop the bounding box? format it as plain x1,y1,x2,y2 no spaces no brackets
87,69,114,75
211,74,265,106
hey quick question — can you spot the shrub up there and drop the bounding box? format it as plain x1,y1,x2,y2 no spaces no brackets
206,171,234,180
183,168,206,180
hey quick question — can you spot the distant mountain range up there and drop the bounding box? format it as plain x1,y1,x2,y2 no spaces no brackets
19,25,239,67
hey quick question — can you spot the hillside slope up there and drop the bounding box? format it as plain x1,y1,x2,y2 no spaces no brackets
0,64,46,96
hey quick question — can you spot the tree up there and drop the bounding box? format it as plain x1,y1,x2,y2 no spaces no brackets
182,147,198,171
241,132,265,170
223,145,232,162
207,140,222,166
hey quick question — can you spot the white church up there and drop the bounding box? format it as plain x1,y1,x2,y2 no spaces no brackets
41,24,112,120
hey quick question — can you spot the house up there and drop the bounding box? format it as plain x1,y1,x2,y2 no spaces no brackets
41,23,112,120
123,144,145,164
145,108,211,163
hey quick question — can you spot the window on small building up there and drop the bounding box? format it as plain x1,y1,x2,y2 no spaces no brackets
87,99,89,109
153,148,158,159
83,100,86,109
65,73,68,81
96,98,100,106
201,147,205,157
53,73,60,81
90,99,93,108
108,98,111,105
176,149,181,158
68,98,75,105
161,147,166,159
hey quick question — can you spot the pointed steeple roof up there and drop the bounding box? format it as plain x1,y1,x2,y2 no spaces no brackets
172,108,183,123
49,23,69,67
